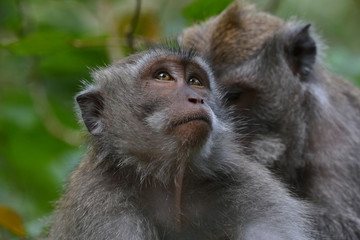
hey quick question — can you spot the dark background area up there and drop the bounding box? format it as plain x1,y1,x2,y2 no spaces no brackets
0,0,359,238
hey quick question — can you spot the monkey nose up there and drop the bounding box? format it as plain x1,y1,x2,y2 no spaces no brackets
188,98,204,104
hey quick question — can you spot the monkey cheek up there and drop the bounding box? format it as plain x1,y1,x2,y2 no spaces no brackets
172,121,211,146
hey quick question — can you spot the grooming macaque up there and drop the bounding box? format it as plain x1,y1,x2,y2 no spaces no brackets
48,48,312,240
181,1,360,239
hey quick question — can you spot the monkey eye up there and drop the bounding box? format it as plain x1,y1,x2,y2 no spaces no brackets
188,77,202,86
155,72,172,81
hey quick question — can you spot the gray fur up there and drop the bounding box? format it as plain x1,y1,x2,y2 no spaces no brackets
48,48,312,240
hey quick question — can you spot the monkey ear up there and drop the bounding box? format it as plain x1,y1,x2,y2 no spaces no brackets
284,24,317,79
217,1,242,26
76,90,105,135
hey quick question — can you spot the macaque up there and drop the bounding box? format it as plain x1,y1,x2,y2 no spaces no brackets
48,48,312,240
181,1,360,239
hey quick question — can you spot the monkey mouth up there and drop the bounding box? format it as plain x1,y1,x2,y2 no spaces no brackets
171,113,211,129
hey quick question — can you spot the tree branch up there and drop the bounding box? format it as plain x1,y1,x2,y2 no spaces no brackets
126,0,142,54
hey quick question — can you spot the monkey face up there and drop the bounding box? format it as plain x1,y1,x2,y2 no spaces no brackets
138,55,214,147
76,48,226,168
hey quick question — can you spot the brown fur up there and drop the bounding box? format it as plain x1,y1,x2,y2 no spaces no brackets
181,1,360,239
181,1,283,70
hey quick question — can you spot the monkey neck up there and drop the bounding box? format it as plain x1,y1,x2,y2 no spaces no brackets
173,161,186,230
113,155,191,231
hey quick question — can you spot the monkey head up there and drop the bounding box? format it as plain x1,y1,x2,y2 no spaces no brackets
218,22,317,124
75,48,228,182
180,0,284,70
181,1,321,172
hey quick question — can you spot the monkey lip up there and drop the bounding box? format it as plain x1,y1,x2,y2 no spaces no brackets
171,114,211,128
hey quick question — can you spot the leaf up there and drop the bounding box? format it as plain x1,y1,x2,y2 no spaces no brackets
2,31,71,56
0,206,26,238
183,0,233,22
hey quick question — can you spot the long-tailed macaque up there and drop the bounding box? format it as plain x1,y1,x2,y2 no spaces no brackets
181,1,360,239
48,48,312,240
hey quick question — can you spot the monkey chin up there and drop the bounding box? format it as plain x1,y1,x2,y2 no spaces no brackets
172,120,211,147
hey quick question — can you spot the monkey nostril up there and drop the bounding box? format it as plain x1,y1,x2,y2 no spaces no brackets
188,98,198,104
188,98,205,104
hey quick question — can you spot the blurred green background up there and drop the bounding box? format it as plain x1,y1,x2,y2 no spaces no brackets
0,0,359,238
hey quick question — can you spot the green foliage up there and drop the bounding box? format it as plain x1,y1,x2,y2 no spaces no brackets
0,0,108,238
183,0,233,22
3,32,71,55
0,0,359,239
326,47,360,86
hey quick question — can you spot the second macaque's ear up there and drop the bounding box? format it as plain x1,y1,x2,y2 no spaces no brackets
76,90,105,135
284,24,317,79
217,0,243,26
